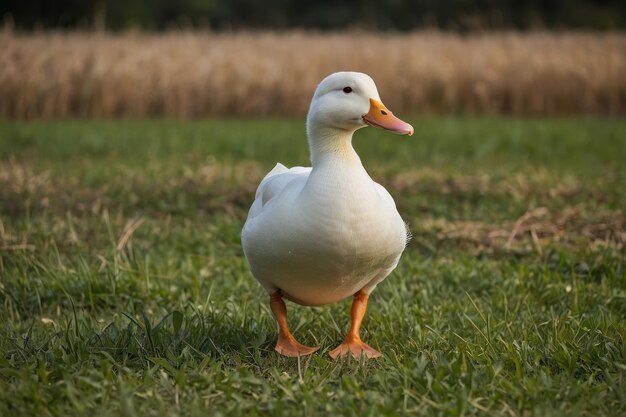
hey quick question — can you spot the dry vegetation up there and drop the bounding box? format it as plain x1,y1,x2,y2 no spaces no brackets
2,157,623,256
428,206,625,254
1,30,625,118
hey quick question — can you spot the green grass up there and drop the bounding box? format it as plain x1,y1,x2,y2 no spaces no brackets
1,117,625,417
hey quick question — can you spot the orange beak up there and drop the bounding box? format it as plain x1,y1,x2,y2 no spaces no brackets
362,98,414,136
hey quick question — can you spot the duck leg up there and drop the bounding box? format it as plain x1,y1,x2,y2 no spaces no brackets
270,291,319,357
329,291,381,359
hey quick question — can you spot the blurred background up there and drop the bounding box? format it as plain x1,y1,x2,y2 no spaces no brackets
3,0,626,30
1,0,625,119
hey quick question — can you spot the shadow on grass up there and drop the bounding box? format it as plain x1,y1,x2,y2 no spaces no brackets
0,303,270,372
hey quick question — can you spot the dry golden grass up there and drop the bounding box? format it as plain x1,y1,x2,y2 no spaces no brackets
2,156,623,256
428,206,625,255
1,29,625,118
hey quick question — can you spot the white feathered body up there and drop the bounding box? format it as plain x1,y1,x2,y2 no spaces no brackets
242,156,407,306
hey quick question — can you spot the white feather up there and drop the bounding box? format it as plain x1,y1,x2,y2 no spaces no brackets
241,72,409,306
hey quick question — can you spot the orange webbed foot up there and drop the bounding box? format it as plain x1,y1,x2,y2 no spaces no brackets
329,290,382,360
275,334,319,357
270,291,320,357
329,337,381,359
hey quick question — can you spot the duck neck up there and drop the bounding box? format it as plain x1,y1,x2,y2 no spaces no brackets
307,125,362,168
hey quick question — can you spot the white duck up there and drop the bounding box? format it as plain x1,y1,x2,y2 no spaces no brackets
242,72,413,359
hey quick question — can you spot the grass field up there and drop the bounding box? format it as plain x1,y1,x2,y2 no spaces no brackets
1,117,625,416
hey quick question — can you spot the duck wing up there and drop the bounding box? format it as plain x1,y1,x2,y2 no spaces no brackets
247,163,312,219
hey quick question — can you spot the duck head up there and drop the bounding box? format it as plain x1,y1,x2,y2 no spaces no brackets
306,72,414,139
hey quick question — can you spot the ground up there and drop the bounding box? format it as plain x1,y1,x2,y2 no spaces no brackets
0,117,625,416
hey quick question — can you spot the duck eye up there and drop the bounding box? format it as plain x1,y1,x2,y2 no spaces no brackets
343,87,352,94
